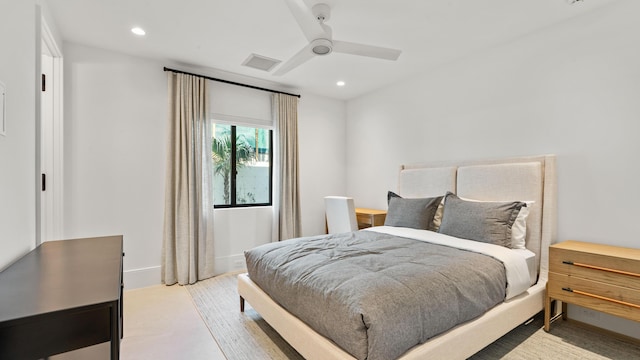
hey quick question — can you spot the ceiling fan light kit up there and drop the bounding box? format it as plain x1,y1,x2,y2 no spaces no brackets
311,38,332,55
273,0,402,76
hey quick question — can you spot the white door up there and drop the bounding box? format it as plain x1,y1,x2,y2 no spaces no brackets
39,19,64,243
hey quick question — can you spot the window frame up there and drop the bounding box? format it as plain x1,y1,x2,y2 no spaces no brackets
213,124,273,209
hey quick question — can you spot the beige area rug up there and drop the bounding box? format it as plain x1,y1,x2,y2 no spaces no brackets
187,273,640,360
187,273,304,360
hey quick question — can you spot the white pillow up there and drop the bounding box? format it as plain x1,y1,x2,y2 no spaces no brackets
442,195,532,249
511,205,530,250
431,197,446,231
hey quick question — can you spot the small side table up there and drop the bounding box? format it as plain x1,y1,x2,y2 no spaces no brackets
544,240,640,332
355,208,387,229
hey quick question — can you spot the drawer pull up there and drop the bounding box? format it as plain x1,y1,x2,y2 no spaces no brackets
562,287,640,309
562,260,640,278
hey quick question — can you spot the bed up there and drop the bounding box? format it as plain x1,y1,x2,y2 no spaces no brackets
238,154,557,359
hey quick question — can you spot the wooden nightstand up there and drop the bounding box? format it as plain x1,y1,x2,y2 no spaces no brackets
544,240,640,332
355,208,386,229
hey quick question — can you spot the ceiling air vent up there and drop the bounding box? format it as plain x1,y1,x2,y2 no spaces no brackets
242,53,281,72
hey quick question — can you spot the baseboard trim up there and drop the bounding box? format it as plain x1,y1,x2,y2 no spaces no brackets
123,254,247,290
124,266,161,289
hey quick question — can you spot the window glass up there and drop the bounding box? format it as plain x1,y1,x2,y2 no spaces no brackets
213,124,232,206
213,124,271,207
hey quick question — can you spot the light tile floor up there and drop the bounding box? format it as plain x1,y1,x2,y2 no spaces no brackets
121,284,226,360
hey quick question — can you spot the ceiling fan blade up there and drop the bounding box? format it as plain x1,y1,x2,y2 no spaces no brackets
332,40,401,61
273,44,315,76
283,0,325,42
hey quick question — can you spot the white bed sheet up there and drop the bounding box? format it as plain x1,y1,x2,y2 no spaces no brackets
513,248,537,286
364,226,531,299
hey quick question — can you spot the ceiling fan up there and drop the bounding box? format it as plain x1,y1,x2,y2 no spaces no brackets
273,1,402,76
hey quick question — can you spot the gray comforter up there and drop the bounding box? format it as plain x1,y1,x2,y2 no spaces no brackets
245,230,507,360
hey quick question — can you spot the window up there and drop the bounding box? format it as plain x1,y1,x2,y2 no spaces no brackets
213,124,272,207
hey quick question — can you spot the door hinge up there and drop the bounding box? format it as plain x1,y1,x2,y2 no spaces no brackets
41,173,46,191
42,74,46,92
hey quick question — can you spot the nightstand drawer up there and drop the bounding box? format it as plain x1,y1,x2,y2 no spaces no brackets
548,272,640,322
550,245,640,290
356,213,374,226
545,240,640,332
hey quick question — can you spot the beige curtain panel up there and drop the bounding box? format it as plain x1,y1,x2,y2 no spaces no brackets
162,72,216,285
273,93,302,240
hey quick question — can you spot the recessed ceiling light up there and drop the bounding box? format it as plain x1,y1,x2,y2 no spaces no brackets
131,27,146,36
336,81,345,87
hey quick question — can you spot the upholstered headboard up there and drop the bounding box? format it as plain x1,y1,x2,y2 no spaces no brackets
397,155,557,280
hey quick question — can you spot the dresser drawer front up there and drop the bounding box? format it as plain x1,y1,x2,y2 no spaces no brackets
550,248,640,290
548,273,640,322
356,212,386,228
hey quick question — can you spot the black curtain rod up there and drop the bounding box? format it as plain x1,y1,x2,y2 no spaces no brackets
163,67,301,98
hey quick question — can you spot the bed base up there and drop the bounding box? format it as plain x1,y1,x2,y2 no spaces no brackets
238,273,545,359
238,154,556,359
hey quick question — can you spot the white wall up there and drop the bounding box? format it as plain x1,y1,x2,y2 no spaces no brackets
0,0,37,269
62,43,346,287
346,0,640,337
63,43,167,288
299,93,348,236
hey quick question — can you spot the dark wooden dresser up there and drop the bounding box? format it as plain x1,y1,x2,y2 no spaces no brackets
0,236,123,359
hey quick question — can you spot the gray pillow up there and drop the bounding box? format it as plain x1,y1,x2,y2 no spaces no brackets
384,192,442,231
438,193,525,248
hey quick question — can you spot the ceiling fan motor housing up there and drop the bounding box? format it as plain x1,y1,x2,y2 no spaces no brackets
311,38,333,55
311,22,333,56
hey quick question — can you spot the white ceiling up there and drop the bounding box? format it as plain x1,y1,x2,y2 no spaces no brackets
45,0,614,100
